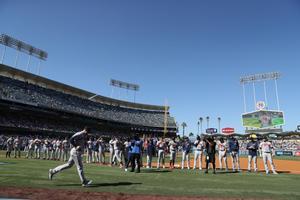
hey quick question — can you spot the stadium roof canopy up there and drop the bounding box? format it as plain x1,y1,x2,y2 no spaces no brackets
0,64,168,111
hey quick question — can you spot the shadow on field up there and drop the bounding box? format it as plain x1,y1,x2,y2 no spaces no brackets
141,169,172,173
57,182,142,187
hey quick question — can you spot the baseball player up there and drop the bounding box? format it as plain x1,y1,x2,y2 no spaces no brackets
49,127,93,187
13,136,21,158
92,138,99,163
193,136,204,170
62,137,70,162
228,137,240,172
156,138,166,169
43,138,50,160
26,137,34,159
112,137,123,167
6,137,13,158
34,136,42,159
259,138,278,174
98,137,106,164
146,138,155,168
86,138,93,163
181,137,191,170
169,137,177,169
51,139,57,160
246,135,259,172
217,137,228,171
109,137,115,165
55,139,62,161
204,136,216,174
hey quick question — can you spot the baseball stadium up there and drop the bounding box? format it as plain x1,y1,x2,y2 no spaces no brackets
1,1,300,200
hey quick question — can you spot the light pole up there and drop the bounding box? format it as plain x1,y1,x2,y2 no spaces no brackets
206,116,210,129
218,117,221,133
197,121,200,135
199,117,203,134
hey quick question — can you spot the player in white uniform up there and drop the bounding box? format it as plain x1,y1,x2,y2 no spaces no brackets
218,138,228,171
112,138,123,167
49,127,92,187
259,138,278,174
26,137,34,159
193,136,204,170
43,138,50,160
55,139,62,161
109,138,115,165
156,138,166,169
13,136,21,158
169,138,177,169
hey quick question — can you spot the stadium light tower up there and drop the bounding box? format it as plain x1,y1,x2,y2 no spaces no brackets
110,79,140,102
240,72,281,112
0,34,48,74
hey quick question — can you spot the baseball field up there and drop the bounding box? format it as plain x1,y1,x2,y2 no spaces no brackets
0,152,300,200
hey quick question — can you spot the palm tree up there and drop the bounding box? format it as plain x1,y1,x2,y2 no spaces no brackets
189,132,194,137
199,117,203,134
181,122,187,137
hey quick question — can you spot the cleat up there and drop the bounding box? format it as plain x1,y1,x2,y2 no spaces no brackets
82,180,93,187
125,168,128,172
48,169,54,180
273,171,278,175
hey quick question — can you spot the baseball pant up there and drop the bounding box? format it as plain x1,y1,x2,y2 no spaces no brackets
86,149,92,163
109,148,114,165
170,151,176,168
157,150,165,168
52,148,88,184
26,148,34,159
193,150,203,170
147,154,153,168
218,150,228,170
98,149,105,163
248,155,257,172
230,151,240,171
130,153,141,172
14,147,21,158
35,147,41,159
181,152,190,169
262,152,276,174
113,150,122,165
62,149,69,162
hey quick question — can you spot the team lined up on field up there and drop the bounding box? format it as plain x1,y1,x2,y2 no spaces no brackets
3,134,278,174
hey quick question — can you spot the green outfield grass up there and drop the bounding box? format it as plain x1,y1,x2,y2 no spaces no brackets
0,152,300,200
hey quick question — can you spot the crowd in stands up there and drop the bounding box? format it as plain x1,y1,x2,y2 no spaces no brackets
0,75,176,128
0,113,82,134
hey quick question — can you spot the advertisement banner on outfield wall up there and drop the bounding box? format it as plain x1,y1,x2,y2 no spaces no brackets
242,110,284,129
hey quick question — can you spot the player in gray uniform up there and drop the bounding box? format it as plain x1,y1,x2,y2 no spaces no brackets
97,137,106,164
13,136,21,158
62,137,70,162
6,137,13,158
86,138,93,163
43,138,51,160
55,139,62,161
169,138,177,169
49,127,93,187
34,137,42,159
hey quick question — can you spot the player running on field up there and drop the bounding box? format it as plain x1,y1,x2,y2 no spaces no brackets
49,127,93,187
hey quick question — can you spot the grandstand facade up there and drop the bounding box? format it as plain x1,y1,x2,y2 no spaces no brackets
0,64,177,137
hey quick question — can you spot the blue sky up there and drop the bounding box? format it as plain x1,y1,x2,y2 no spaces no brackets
1,0,300,135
